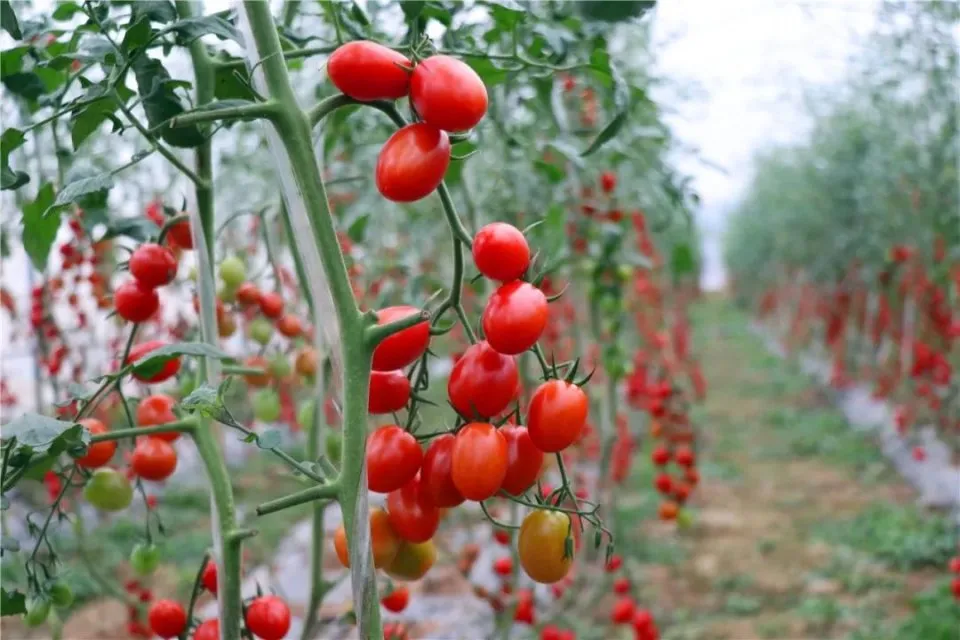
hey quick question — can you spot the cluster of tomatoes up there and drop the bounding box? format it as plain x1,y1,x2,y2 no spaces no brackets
326,40,487,203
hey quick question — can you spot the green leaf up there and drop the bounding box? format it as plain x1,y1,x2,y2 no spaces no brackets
121,17,152,54
347,213,369,243
169,14,241,44
98,215,159,243
70,100,118,150
671,242,695,276
400,1,425,20
465,57,511,86
1,167,28,191
132,55,204,148
213,63,257,101
1,535,20,553
21,183,59,271
131,342,231,379
52,2,83,21
576,0,656,22
485,0,525,29
2,413,87,459
132,0,177,24
256,429,281,450
2,72,46,100
1,588,26,617
0,127,27,191
74,35,115,63
47,172,114,217
581,63,629,157
1,1,21,40
181,383,243,427
534,159,565,183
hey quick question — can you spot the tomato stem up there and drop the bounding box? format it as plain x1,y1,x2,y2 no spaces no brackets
88,419,198,443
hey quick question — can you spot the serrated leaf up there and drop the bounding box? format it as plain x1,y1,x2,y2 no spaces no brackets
256,429,281,450
2,413,88,460
1,1,21,40
132,343,230,378
1,587,26,616
70,101,117,150
47,172,114,216
21,183,59,271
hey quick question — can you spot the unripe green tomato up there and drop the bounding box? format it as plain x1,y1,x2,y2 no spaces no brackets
83,468,133,512
325,432,342,465
297,401,315,429
130,543,161,576
218,256,246,288
249,318,273,346
269,355,291,378
188,266,198,282
179,373,197,399
617,265,633,280
676,509,694,529
218,284,237,304
24,597,50,627
48,582,74,608
252,388,281,423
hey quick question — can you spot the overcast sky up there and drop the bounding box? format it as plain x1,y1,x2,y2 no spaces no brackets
651,0,880,288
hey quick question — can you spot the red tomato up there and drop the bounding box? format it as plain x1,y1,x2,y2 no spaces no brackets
472,222,530,282
135,394,180,442
166,220,193,250
447,341,519,418
367,425,422,493
235,282,260,307
327,41,412,101
482,281,548,355
371,306,430,370
381,585,410,613
651,445,671,466
674,445,695,467
131,437,178,481
76,419,116,468
126,340,181,383
452,422,508,501
493,556,513,576
375,123,450,202
275,314,302,338
420,434,465,508
147,600,187,639
526,380,588,452
368,370,411,414
200,561,217,593
500,425,544,496
114,280,159,323
333,508,400,569
244,595,291,640
387,474,440,543
613,577,630,594
611,597,635,624
600,171,617,193
193,619,218,640
129,243,177,289
258,291,284,319
410,55,488,132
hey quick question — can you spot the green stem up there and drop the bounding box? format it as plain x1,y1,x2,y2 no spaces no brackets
255,481,340,516
89,419,197,443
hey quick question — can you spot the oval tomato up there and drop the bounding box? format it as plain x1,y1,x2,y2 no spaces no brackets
245,595,291,640
375,124,450,203
328,41,412,101
410,55,487,132
472,222,530,282
371,306,430,370
275,313,302,338
500,425,544,495
166,220,193,250
193,619,219,640
333,508,401,569
386,540,437,581
131,437,178,481
369,370,410,414
386,474,439,543
258,291,284,319
129,243,177,288
482,281,548,355
76,418,116,468
126,340,181,383
526,380,588,452
136,394,180,441
420,433,464,508
447,341,519,418
451,422,508,501
114,280,159,323
367,425,422,493
518,509,573,584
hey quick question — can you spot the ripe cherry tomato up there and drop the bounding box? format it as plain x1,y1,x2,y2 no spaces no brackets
500,425,544,495
371,306,430,370
258,291,284,319
114,280,159,323
420,433,465,508
166,220,193,250
147,599,187,639
126,340,181,383
386,540,436,581
410,55,488,132
236,282,260,307
482,281,548,355
76,418,116,468
447,341,519,418
651,445,671,466
129,243,177,288
295,347,318,378
600,170,617,193
193,619,218,640
375,123,450,202
200,561,217,593
518,509,572,584
493,556,513,576
526,380,588,452
613,577,630,594
245,595,291,640
381,585,410,613
83,468,133,511
472,223,530,282
674,445,695,467
386,474,439,543
131,437,178,481
611,597,635,624
243,355,272,387
367,425,422,493
368,370,410,414
451,422,507,501
135,394,180,441
275,313,302,338
327,41,412,101
333,508,400,569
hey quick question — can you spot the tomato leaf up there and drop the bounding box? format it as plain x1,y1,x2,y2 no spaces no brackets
0,588,26,617
400,1,425,20
670,242,695,276
121,17,152,55
0,0,22,40
581,63,629,157
534,159,565,184
132,1,177,24
46,170,114,218
256,430,281,450
132,55,204,148
347,213,369,243
2,414,88,473
98,215,160,243
131,343,231,379
168,14,241,45
21,183,60,271
1,127,28,191
2,71,47,101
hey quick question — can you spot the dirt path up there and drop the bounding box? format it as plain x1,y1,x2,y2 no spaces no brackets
619,300,955,640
